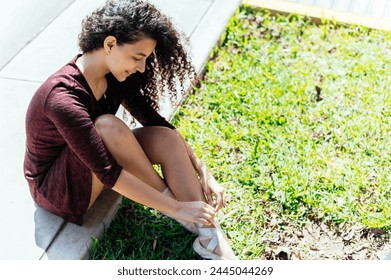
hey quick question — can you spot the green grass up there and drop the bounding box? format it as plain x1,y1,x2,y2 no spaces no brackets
90,198,201,260
91,5,391,260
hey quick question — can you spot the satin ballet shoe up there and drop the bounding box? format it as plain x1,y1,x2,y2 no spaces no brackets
193,224,238,260
161,187,197,233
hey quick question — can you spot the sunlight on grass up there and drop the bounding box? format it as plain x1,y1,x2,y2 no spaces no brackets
172,5,391,259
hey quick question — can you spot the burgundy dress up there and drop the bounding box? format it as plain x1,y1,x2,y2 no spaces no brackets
24,55,175,225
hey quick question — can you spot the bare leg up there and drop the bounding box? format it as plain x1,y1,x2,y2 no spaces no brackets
88,115,168,208
132,126,236,259
132,126,205,203
88,172,106,209
89,115,236,259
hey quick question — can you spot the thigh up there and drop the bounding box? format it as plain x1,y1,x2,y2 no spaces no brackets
88,172,105,210
95,115,167,191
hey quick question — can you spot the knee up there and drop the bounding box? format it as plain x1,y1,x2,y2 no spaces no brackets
94,114,129,138
155,127,181,146
154,127,187,156
134,126,184,153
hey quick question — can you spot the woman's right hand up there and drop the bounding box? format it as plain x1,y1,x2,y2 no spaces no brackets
172,201,216,226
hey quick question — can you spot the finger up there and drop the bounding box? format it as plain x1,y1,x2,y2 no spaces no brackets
198,210,215,225
215,193,223,209
204,212,215,224
215,203,223,213
211,187,224,209
203,204,217,222
202,182,212,203
204,191,213,205
199,218,213,226
203,202,216,214
201,179,212,202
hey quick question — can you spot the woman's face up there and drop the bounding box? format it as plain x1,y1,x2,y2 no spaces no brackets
105,37,157,82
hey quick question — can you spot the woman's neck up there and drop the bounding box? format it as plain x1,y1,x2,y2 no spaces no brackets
76,51,109,100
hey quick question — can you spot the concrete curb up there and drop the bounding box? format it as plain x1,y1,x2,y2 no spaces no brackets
42,190,121,259
190,0,241,74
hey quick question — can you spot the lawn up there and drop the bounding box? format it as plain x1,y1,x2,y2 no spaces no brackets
91,5,391,260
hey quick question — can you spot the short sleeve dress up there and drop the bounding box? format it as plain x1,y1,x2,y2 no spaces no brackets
23,55,175,225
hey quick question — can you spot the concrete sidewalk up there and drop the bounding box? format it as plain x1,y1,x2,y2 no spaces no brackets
0,0,240,259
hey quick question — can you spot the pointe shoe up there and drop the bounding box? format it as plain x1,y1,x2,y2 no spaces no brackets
161,187,197,233
193,223,238,260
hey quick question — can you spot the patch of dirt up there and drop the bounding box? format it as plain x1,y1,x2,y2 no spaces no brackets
259,216,391,260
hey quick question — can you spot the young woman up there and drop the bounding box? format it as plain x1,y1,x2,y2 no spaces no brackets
24,0,237,260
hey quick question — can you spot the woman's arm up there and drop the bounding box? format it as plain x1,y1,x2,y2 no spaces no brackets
112,169,216,225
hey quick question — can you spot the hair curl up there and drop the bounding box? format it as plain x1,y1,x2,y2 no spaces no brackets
78,0,196,113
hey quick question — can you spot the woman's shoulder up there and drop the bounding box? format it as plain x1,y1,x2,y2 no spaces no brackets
48,56,86,87
37,56,90,96
27,56,95,116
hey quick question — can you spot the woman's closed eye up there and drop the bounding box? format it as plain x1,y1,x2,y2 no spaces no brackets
132,56,142,61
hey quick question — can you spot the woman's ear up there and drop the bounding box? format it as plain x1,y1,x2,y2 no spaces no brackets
103,36,117,54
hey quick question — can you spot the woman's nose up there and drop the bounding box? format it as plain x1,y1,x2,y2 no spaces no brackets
136,60,146,73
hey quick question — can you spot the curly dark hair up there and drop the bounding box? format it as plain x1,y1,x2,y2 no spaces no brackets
78,0,196,112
